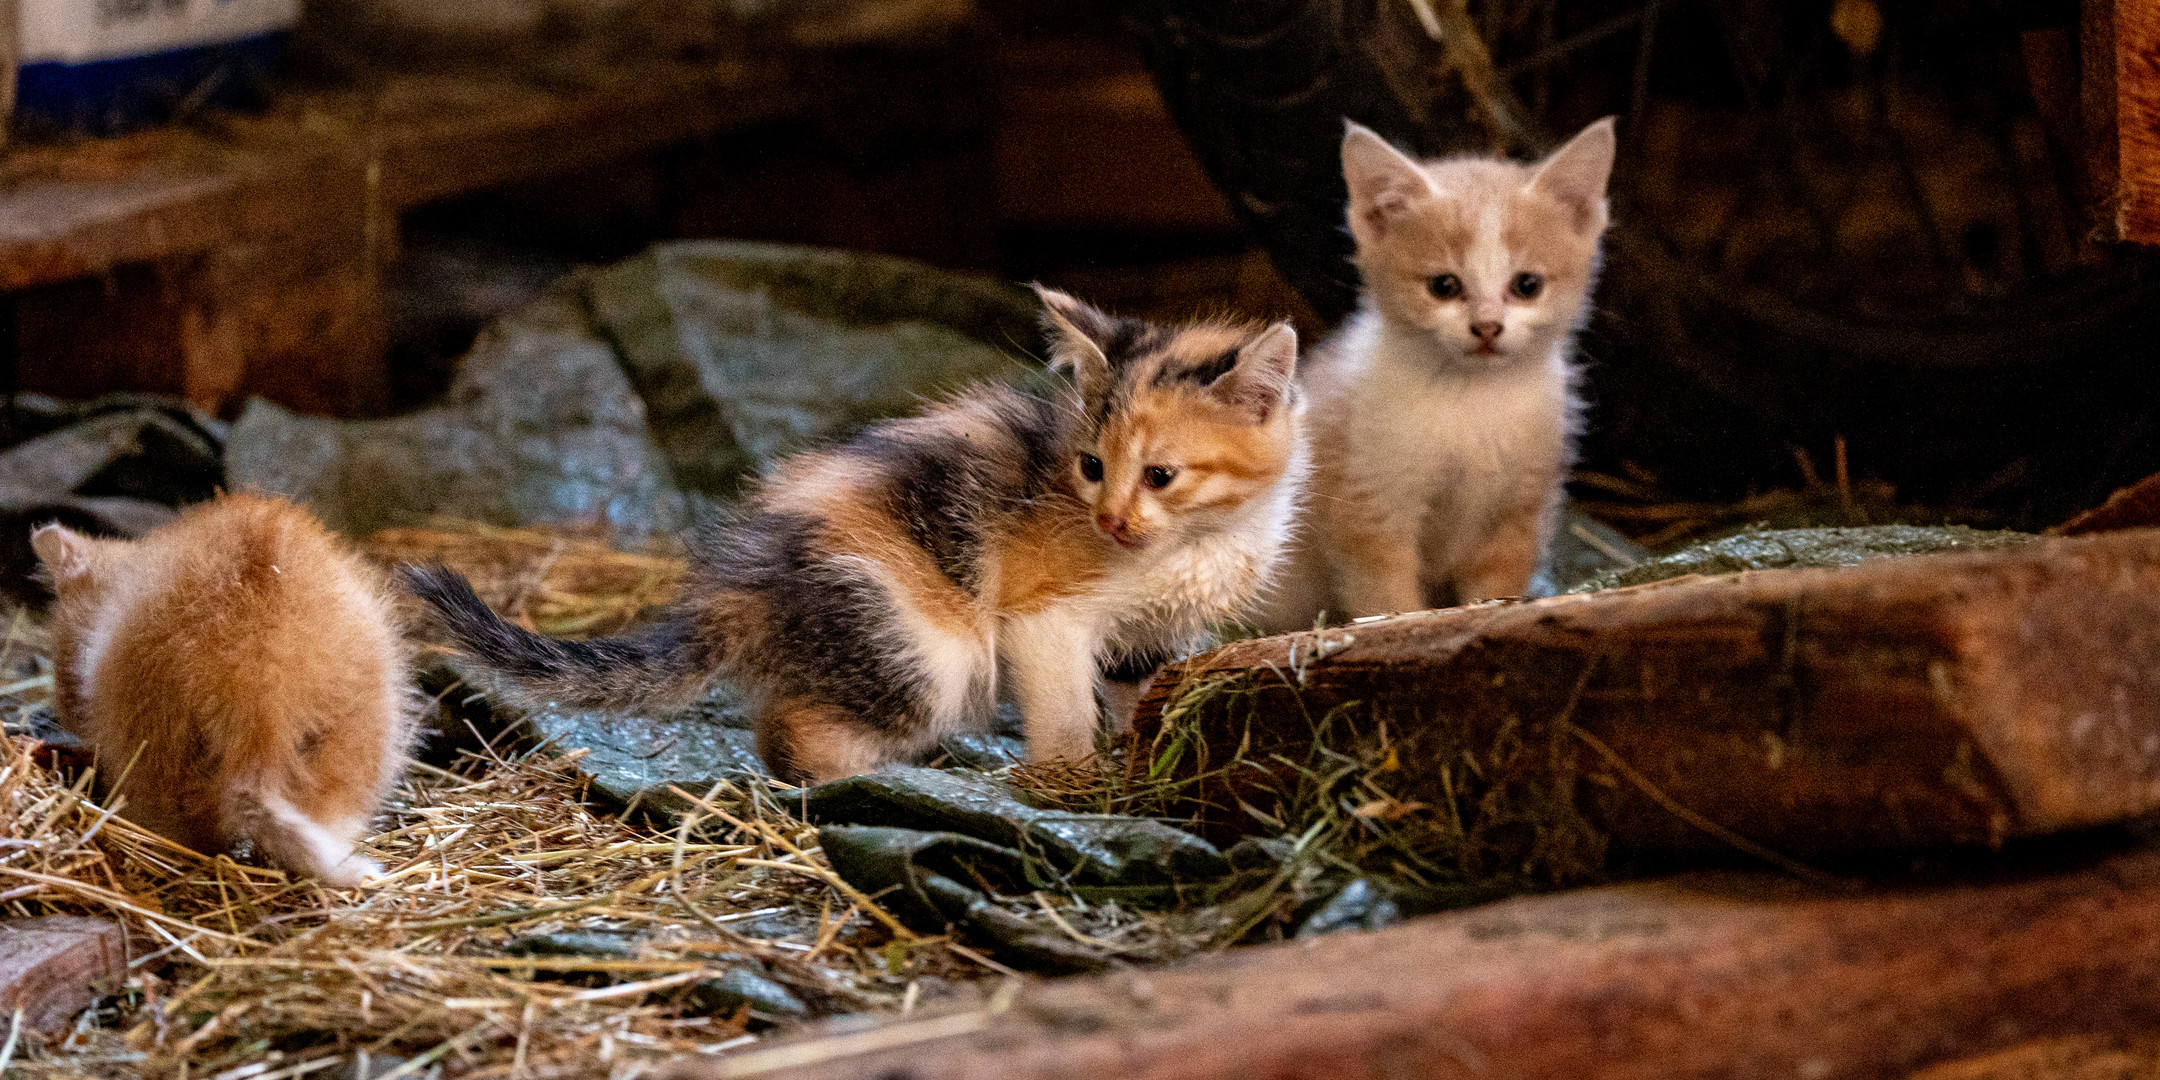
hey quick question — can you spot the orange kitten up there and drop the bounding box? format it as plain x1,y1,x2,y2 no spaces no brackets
34,494,415,886
1260,118,1615,628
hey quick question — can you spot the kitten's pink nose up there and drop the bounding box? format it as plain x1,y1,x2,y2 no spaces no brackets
1096,513,1128,537
1470,321,1504,344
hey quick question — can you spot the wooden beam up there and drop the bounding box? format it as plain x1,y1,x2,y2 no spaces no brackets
1130,529,2160,866
0,66,803,293
369,72,803,211
0,63,807,413
663,842,2160,1080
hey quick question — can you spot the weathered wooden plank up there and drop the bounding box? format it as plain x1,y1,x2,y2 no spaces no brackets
1130,529,2160,865
665,842,2160,1080
0,916,125,1033
0,61,807,412
0,63,804,293
11,188,387,415
371,68,805,210
0,167,257,295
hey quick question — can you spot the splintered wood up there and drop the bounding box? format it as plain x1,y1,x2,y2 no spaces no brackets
1132,528,2160,862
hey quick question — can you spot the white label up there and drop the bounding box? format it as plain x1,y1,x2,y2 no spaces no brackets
21,0,299,66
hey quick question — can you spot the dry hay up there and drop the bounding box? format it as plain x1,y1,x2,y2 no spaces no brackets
0,720,1024,1078
0,524,1027,1079
358,520,688,640
1009,653,1616,934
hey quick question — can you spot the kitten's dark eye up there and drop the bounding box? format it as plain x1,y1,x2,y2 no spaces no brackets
1510,272,1544,300
1143,465,1177,490
1428,274,1463,300
1079,454,1104,482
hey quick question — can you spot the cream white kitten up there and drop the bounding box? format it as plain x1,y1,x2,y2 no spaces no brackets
1259,117,1616,629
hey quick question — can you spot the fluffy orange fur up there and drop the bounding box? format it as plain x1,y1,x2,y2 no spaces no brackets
35,494,414,886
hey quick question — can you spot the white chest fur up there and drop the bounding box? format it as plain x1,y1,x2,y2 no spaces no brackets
1317,313,1577,535
1109,451,1308,649
1251,311,1579,630
1068,419,1312,656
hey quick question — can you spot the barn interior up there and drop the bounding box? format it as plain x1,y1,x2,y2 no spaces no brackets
0,0,2156,1076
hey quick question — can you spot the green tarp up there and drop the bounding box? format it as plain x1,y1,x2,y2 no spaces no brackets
228,242,1048,539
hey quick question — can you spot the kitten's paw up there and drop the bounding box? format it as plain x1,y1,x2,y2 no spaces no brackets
1024,730,1099,765
320,854,382,889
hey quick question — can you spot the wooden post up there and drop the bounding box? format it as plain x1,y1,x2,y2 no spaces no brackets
2116,0,2160,241
2084,0,2160,243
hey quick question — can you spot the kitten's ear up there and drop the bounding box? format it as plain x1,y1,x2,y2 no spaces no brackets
1528,117,1617,236
1342,122,1437,239
31,523,94,583
1210,323,1300,423
1033,285,1117,402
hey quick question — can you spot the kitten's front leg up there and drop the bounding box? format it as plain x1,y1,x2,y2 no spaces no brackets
1324,513,1427,618
1456,498,1553,603
1002,610,1102,763
1099,645,1174,734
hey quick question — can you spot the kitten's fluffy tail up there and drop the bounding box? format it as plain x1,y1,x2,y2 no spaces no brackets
398,564,717,715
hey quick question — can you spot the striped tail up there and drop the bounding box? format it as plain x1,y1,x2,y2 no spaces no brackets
398,564,717,714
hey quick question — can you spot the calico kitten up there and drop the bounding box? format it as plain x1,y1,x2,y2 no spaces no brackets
34,494,415,886
1259,117,1615,629
406,289,1308,785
